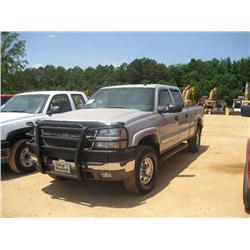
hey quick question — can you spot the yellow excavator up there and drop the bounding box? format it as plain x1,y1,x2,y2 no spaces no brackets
240,82,250,116
203,87,226,115
204,87,217,114
182,84,196,106
243,82,250,106
229,82,249,115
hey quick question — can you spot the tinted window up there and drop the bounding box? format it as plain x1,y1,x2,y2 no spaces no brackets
48,95,72,113
159,90,172,106
71,94,85,109
170,89,184,106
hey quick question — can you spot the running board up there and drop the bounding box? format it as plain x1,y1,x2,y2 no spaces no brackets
160,143,188,163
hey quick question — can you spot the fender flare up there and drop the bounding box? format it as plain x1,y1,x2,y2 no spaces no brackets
132,127,160,147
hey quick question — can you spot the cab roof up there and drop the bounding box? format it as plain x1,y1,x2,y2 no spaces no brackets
102,84,179,90
16,91,84,96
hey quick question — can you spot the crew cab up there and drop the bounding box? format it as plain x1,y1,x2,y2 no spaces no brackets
28,84,204,195
1,91,88,174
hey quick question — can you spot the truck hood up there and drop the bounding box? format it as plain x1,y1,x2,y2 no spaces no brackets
0,112,40,125
48,108,151,124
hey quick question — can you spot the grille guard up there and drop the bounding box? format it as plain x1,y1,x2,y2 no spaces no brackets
27,120,128,180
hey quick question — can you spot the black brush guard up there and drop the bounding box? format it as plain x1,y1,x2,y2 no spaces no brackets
27,120,130,180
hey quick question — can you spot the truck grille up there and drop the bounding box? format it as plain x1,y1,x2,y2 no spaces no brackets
40,122,96,150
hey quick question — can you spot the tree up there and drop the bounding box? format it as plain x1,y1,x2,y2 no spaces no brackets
1,32,27,84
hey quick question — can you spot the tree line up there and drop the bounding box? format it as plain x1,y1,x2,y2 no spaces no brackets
1,33,250,105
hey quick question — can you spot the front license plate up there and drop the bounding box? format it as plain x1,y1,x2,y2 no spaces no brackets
53,160,71,174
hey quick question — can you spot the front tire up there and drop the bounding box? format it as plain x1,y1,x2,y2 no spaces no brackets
124,146,159,195
9,139,35,174
243,164,250,211
188,125,201,153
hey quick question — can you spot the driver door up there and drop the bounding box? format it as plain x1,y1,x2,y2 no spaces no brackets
158,88,180,153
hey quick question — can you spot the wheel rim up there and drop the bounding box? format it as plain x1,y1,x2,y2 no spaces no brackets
20,147,33,168
139,157,154,185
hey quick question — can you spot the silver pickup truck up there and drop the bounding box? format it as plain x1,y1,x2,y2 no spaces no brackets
28,84,204,195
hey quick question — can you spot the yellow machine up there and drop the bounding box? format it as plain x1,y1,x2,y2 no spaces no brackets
182,84,191,97
242,82,250,106
183,86,195,106
204,87,217,114
229,82,249,115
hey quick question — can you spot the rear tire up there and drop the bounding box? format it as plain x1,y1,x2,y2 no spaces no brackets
123,146,159,195
9,139,35,174
188,125,201,153
243,164,250,211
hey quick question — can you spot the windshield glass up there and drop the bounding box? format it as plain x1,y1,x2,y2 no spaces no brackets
84,88,155,111
1,94,49,113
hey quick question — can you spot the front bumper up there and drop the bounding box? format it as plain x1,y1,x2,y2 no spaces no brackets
1,140,10,163
30,151,135,181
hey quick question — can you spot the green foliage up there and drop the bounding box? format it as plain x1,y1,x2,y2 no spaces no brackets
1,53,249,105
1,32,27,84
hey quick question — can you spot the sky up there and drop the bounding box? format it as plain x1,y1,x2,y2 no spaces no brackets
19,32,250,69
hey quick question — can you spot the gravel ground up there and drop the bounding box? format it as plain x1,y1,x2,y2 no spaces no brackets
1,115,250,217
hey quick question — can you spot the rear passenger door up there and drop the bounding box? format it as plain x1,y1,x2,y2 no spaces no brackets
169,89,190,141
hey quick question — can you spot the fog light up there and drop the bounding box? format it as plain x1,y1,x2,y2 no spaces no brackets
100,172,112,179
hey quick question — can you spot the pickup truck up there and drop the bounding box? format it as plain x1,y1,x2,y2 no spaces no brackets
28,84,204,195
1,91,88,174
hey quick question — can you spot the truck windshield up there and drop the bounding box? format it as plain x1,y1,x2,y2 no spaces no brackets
1,94,49,113
84,88,155,111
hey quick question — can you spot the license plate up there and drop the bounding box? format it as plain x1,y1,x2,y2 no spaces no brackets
53,160,71,174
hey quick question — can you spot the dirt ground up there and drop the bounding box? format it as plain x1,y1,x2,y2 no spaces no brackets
1,115,250,217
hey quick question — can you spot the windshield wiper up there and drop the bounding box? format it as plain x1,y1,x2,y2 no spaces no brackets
109,106,129,109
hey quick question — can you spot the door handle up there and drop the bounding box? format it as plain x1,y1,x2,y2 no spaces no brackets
175,116,178,121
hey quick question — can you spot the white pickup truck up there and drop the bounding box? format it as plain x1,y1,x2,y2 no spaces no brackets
1,91,88,173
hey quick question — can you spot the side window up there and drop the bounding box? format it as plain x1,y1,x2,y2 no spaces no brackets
159,90,172,106
71,94,85,110
48,94,72,113
170,89,184,106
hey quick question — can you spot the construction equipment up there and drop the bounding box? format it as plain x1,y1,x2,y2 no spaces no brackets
229,82,249,115
242,82,250,106
210,100,227,115
183,85,195,106
198,96,208,107
182,84,191,97
204,87,217,114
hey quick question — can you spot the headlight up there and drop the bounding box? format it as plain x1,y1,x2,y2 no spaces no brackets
98,128,122,137
94,127,127,149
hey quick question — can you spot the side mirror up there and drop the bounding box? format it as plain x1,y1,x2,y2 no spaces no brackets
47,106,61,115
158,104,183,114
241,105,250,117
158,106,168,113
